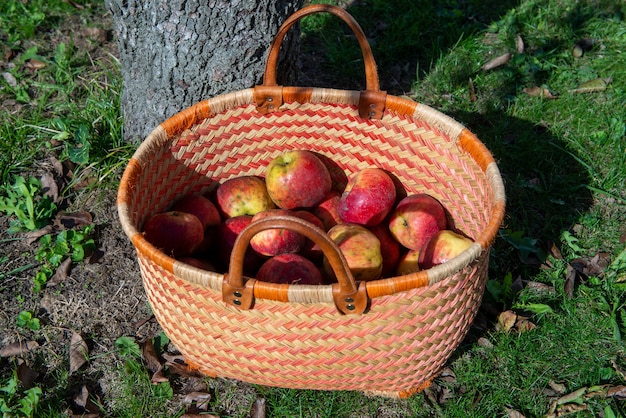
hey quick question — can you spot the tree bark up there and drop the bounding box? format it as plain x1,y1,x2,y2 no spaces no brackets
105,0,303,142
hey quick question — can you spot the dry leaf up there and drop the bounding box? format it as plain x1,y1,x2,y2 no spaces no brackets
69,331,88,374
506,407,526,418
482,52,511,71
497,310,517,332
17,362,39,389
0,340,39,357
40,172,59,203
477,337,493,349
250,397,266,418
515,318,536,332
523,86,557,99
607,385,626,399
24,225,54,245
47,257,72,287
564,264,577,299
438,367,456,384
25,59,46,70
516,35,525,54
54,211,93,229
526,281,555,296
163,353,204,378
556,387,587,405
549,381,567,395
141,339,169,384
2,72,18,88
183,392,211,411
468,78,477,102
569,77,612,94
83,27,107,42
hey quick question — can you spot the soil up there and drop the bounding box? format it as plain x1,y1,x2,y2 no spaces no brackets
0,5,419,417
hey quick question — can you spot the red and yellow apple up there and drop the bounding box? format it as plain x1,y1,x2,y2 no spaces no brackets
249,209,305,256
388,194,447,250
338,168,396,226
265,150,332,209
256,253,324,285
172,194,221,229
395,249,421,276
368,223,401,278
143,211,204,257
216,215,264,273
311,190,342,231
418,230,473,269
216,175,275,218
324,223,383,282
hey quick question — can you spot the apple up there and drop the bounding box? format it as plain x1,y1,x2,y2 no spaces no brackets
171,194,221,230
311,190,342,231
216,215,264,273
249,209,305,256
395,249,421,275
388,194,447,251
143,211,204,257
418,230,474,270
337,168,396,226
216,175,275,218
178,256,216,271
368,223,401,277
265,150,332,209
256,253,324,285
293,210,325,261
324,223,383,282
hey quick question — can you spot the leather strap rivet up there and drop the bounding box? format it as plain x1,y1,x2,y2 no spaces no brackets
268,105,274,110
369,111,376,117
266,97,273,102
345,297,354,303
234,291,242,298
369,103,376,108
346,304,355,311
233,299,242,306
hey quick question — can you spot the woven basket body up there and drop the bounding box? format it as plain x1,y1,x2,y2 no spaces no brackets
117,5,505,398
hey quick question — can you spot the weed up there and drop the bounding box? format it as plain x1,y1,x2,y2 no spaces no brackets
0,176,57,233
0,369,42,418
16,310,41,331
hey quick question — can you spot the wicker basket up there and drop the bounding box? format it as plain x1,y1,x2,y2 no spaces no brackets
117,4,505,398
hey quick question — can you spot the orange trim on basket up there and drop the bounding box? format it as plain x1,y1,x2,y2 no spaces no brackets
385,95,418,116
132,233,176,273
161,101,212,137
476,200,506,250
254,281,290,302
117,158,141,205
366,271,429,298
283,86,313,103
458,128,495,171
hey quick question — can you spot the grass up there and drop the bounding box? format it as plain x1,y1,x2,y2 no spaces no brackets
1,0,625,416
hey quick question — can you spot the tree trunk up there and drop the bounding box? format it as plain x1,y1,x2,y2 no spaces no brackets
105,0,303,142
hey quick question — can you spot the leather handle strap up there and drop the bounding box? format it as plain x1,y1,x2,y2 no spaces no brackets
223,215,369,315
256,4,386,119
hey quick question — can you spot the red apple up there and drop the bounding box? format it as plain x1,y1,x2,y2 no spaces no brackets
418,230,474,270
265,150,332,209
216,215,264,273
311,190,342,231
171,194,221,230
388,194,447,251
324,223,383,282
338,168,396,226
395,249,421,276
178,256,216,271
249,209,305,256
293,210,325,261
368,223,401,278
143,211,204,257
216,175,275,218
256,253,324,285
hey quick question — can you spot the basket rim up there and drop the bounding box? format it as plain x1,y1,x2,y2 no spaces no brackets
116,85,506,307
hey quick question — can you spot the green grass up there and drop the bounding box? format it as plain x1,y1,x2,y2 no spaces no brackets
1,0,626,416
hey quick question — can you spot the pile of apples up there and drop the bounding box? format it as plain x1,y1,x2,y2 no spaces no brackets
142,150,474,285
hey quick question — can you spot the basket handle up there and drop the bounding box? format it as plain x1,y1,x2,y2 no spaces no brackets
222,215,369,315
255,4,387,119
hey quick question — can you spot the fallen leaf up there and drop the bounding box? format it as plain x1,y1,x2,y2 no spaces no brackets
47,257,72,287
549,381,567,395
477,337,493,349
72,385,101,416
2,72,18,88
183,391,211,411
40,172,59,203
17,361,39,389
515,35,525,54
163,353,204,378
438,367,456,384
564,264,577,299
69,331,88,374
24,225,54,245
506,407,526,418
607,385,626,399
25,59,46,70
556,387,587,405
523,86,557,98
497,310,517,332
83,27,108,43
569,77,612,94
468,78,477,102
482,52,511,71
250,397,266,418
0,340,39,357
54,211,93,229
141,339,168,384
525,281,555,296
515,318,536,332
